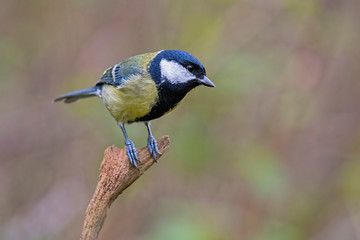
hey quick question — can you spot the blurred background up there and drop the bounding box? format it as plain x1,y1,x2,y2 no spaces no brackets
1,0,360,239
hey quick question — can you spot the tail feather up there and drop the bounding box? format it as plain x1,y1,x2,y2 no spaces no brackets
54,86,102,103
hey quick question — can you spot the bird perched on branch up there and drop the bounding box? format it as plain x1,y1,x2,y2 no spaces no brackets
54,50,215,168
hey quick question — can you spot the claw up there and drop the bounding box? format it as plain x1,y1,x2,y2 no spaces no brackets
125,139,139,169
147,135,162,160
119,122,141,169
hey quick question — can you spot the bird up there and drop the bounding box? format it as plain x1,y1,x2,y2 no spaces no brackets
54,50,215,168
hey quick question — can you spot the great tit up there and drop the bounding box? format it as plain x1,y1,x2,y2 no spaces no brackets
55,50,215,168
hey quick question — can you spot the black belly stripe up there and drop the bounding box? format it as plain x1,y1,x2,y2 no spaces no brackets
133,87,188,122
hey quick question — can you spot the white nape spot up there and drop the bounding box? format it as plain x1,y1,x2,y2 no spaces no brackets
160,59,195,84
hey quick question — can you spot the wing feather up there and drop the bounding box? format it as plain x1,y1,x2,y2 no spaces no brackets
96,55,147,88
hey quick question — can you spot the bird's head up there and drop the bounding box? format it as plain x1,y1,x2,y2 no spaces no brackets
149,50,215,91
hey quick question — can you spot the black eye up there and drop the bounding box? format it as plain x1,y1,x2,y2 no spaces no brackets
187,64,195,73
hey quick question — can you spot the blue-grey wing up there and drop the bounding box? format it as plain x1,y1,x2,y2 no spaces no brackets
96,60,145,87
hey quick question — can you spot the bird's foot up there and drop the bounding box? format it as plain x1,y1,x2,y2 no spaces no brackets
125,139,140,168
147,135,162,160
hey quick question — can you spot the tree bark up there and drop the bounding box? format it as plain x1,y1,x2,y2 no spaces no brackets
80,136,170,240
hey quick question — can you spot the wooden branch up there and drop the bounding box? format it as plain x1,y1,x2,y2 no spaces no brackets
80,136,170,240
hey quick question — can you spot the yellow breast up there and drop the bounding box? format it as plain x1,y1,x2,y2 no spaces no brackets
101,75,158,123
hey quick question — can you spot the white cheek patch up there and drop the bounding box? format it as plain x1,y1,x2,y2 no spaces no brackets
160,59,196,84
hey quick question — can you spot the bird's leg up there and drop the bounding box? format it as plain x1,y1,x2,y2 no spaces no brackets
118,122,139,168
145,121,162,160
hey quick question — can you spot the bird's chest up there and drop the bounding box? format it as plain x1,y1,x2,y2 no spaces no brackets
134,87,188,122
101,76,158,123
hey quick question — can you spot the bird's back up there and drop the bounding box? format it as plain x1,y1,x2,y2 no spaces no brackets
96,52,158,86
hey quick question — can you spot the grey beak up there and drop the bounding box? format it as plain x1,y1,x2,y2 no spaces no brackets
197,76,215,87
